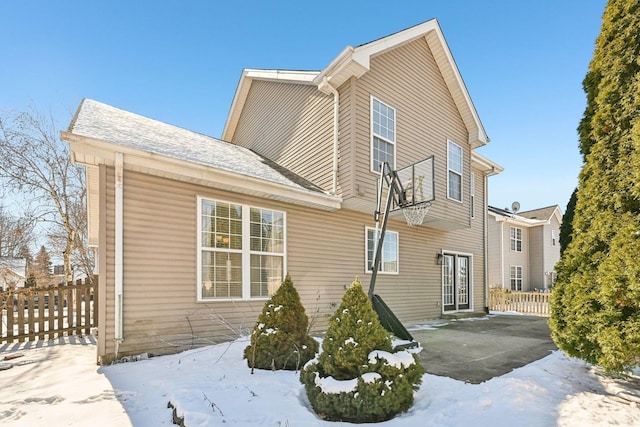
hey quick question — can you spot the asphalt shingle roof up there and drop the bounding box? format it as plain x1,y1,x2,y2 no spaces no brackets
68,99,325,194
518,206,559,221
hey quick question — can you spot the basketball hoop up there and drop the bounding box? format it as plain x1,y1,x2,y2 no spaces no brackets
401,202,431,226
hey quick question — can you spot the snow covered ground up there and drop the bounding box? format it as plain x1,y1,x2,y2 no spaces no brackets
1,331,639,426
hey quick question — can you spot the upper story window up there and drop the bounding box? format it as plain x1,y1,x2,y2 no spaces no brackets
470,172,476,218
510,226,522,252
365,227,399,274
371,96,396,172
198,197,285,301
551,229,556,246
447,140,463,201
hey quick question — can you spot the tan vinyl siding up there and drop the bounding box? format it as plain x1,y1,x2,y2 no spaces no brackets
98,167,488,362
487,216,503,288
543,218,561,284
528,226,544,289
231,80,334,191
503,225,529,290
337,78,356,197
341,37,471,229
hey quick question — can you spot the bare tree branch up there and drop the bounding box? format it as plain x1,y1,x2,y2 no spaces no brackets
0,107,89,283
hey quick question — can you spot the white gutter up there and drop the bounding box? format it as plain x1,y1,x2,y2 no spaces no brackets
115,152,124,343
323,77,340,194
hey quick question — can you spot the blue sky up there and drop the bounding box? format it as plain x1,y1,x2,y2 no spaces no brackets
1,1,607,213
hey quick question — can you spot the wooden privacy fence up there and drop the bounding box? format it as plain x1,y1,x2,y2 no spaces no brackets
0,277,96,343
489,289,551,317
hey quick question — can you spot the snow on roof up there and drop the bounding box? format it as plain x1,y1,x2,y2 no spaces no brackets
0,257,27,278
69,99,326,194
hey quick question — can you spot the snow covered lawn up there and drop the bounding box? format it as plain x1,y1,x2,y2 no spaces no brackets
1,335,639,426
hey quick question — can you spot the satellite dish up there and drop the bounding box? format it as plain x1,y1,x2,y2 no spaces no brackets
511,201,520,213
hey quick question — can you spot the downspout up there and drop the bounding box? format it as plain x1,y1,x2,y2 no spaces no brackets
499,217,504,289
323,77,339,194
114,152,124,353
484,174,490,313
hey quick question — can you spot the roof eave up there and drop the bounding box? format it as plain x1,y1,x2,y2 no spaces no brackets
471,152,503,176
316,19,489,146
62,132,342,213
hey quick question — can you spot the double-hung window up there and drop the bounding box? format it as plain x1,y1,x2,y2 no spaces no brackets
198,197,285,300
510,265,523,291
365,227,398,274
371,96,396,172
447,140,463,201
510,226,522,252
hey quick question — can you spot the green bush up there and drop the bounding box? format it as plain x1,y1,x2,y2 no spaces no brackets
244,275,318,371
300,278,423,422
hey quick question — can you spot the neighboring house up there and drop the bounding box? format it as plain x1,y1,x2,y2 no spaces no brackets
0,257,27,291
62,19,503,363
487,205,562,291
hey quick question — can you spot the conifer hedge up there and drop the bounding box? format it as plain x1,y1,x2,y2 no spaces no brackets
300,278,423,423
244,275,318,371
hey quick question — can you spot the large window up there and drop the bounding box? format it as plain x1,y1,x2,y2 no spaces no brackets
366,227,399,274
510,265,523,291
447,140,463,201
371,96,396,172
510,226,522,252
198,198,285,300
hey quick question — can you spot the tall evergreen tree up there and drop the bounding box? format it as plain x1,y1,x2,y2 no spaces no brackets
559,187,578,255
549,0,640,372
32,245,52,287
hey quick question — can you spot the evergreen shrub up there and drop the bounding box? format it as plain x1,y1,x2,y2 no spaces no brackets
244,275,318,371
300,278,423,423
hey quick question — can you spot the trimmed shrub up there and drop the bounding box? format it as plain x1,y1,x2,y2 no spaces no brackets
300,278,423,422
244,275,318,371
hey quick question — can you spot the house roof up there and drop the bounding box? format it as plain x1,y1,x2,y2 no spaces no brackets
518,205,562,222
222,19,489,148
63,99,342,240
0,257,27,279
488,205,562,227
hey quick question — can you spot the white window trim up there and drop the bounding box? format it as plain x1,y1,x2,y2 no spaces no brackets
447,140,463,203
196,196,287,302
510,226,522,252
510,265,523,291
440,250,474,312
365,226,399,275
370,95,397,173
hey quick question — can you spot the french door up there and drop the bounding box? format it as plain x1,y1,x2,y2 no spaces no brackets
442,253,471,312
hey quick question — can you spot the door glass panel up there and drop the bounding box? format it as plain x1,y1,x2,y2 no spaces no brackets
443,255,454,307
458,256,469,309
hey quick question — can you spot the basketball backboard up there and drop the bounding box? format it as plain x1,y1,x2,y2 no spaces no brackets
377,156,435,212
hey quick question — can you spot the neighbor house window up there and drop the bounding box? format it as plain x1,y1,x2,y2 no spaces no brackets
366,227,399,274
470,172,476,218
198,197,285,300
510,226,522,252
510,265,523,291
447,140,463,201
371,96,396,172
551,230,556,246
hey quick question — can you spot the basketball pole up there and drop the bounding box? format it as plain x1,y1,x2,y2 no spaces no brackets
369,162,406,299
